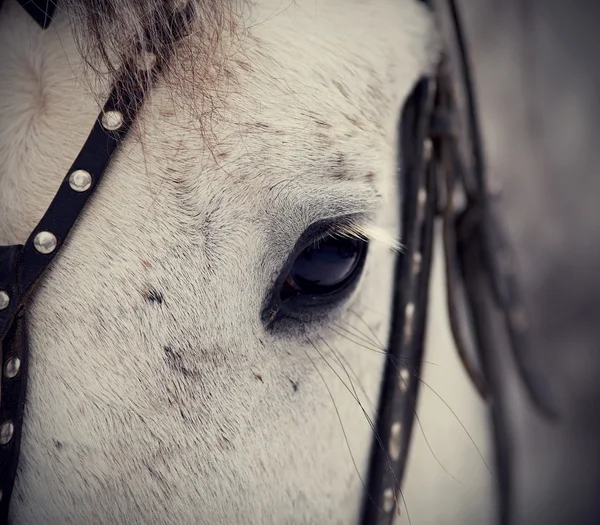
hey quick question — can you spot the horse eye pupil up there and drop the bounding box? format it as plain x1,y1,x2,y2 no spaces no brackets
289,237,365,292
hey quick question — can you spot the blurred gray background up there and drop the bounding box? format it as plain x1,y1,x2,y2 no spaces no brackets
460,0,600,523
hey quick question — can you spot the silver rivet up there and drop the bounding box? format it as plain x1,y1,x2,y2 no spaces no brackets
0,291,9,311
69,170,92,192
423,138,433,161
0,421,14,445
418,187,427,206
403,302,415,342
412,252,422,275
101,110,124,131
382,487,395,513
33,231,57,254
399,368,410,392
389,421,402,460
4,357,20,379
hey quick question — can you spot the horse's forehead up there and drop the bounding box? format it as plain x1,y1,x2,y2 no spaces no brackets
138,0,435,218
228,0,435,131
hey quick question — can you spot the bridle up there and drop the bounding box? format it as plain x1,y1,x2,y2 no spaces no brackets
0,1,552,524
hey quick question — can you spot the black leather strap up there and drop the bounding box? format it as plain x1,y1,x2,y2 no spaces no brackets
0,67,151,343
360,76,438,525
0,308,28,521
0,69,151,525
15,0,56,29
361,1,554,524
0,1,198,516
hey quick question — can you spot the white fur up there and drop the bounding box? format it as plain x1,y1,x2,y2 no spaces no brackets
0,0,493,523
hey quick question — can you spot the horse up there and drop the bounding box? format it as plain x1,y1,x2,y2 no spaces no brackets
0,0,494,523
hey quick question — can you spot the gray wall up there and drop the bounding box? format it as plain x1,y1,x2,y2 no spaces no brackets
459,0,600,523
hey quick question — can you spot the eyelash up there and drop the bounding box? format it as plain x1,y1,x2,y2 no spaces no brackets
261,221,370,331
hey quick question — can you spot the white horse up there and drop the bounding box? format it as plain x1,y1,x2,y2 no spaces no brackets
0,0,493,523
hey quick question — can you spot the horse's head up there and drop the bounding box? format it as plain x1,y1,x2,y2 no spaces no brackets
0,1,493,523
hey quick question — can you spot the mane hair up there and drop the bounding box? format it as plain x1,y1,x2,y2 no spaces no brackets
59,0,241,91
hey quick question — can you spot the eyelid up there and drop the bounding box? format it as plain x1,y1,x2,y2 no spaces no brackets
261,214,372,322
310,213,376,242
329,219,402,252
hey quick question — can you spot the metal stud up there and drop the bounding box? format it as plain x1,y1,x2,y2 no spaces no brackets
69,170,92,192
0,421,14,445
388,421,402,460
423,137,433,162
412,251,422,275
399,367,410,392
101,110,124,131
418,187,427,206
403,302,415,342
33,231,57,254
0,291,9,311
4,357,20,379
382,487,395,513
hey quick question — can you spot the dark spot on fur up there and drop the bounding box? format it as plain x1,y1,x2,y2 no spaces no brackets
331,152,349,180
315,132,334,147
234,59,253,72
145,464,166,484
367,82,385,103
217,152,228,159
332,80,350,100
164,346,199,378
144,289,164,304
365,171,376,182
252,121,284,135
217,435,232,451
253,371,264,382
313,118,332,128
53,439,63,449
289,378,299,392
343,113,364,130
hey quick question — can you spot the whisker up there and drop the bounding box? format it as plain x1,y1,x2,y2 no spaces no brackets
301,340,371,506
336,314,494,481
348,309,385,348
331,325,439,369
329,326,389,356
325,341,375,411
401,377,463,484
311,336,411,523
331,323,384,351
417,374,496,479
332,322,461,484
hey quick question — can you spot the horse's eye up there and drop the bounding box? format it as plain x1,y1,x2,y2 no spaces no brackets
261,218,370,329
280,236,368,299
